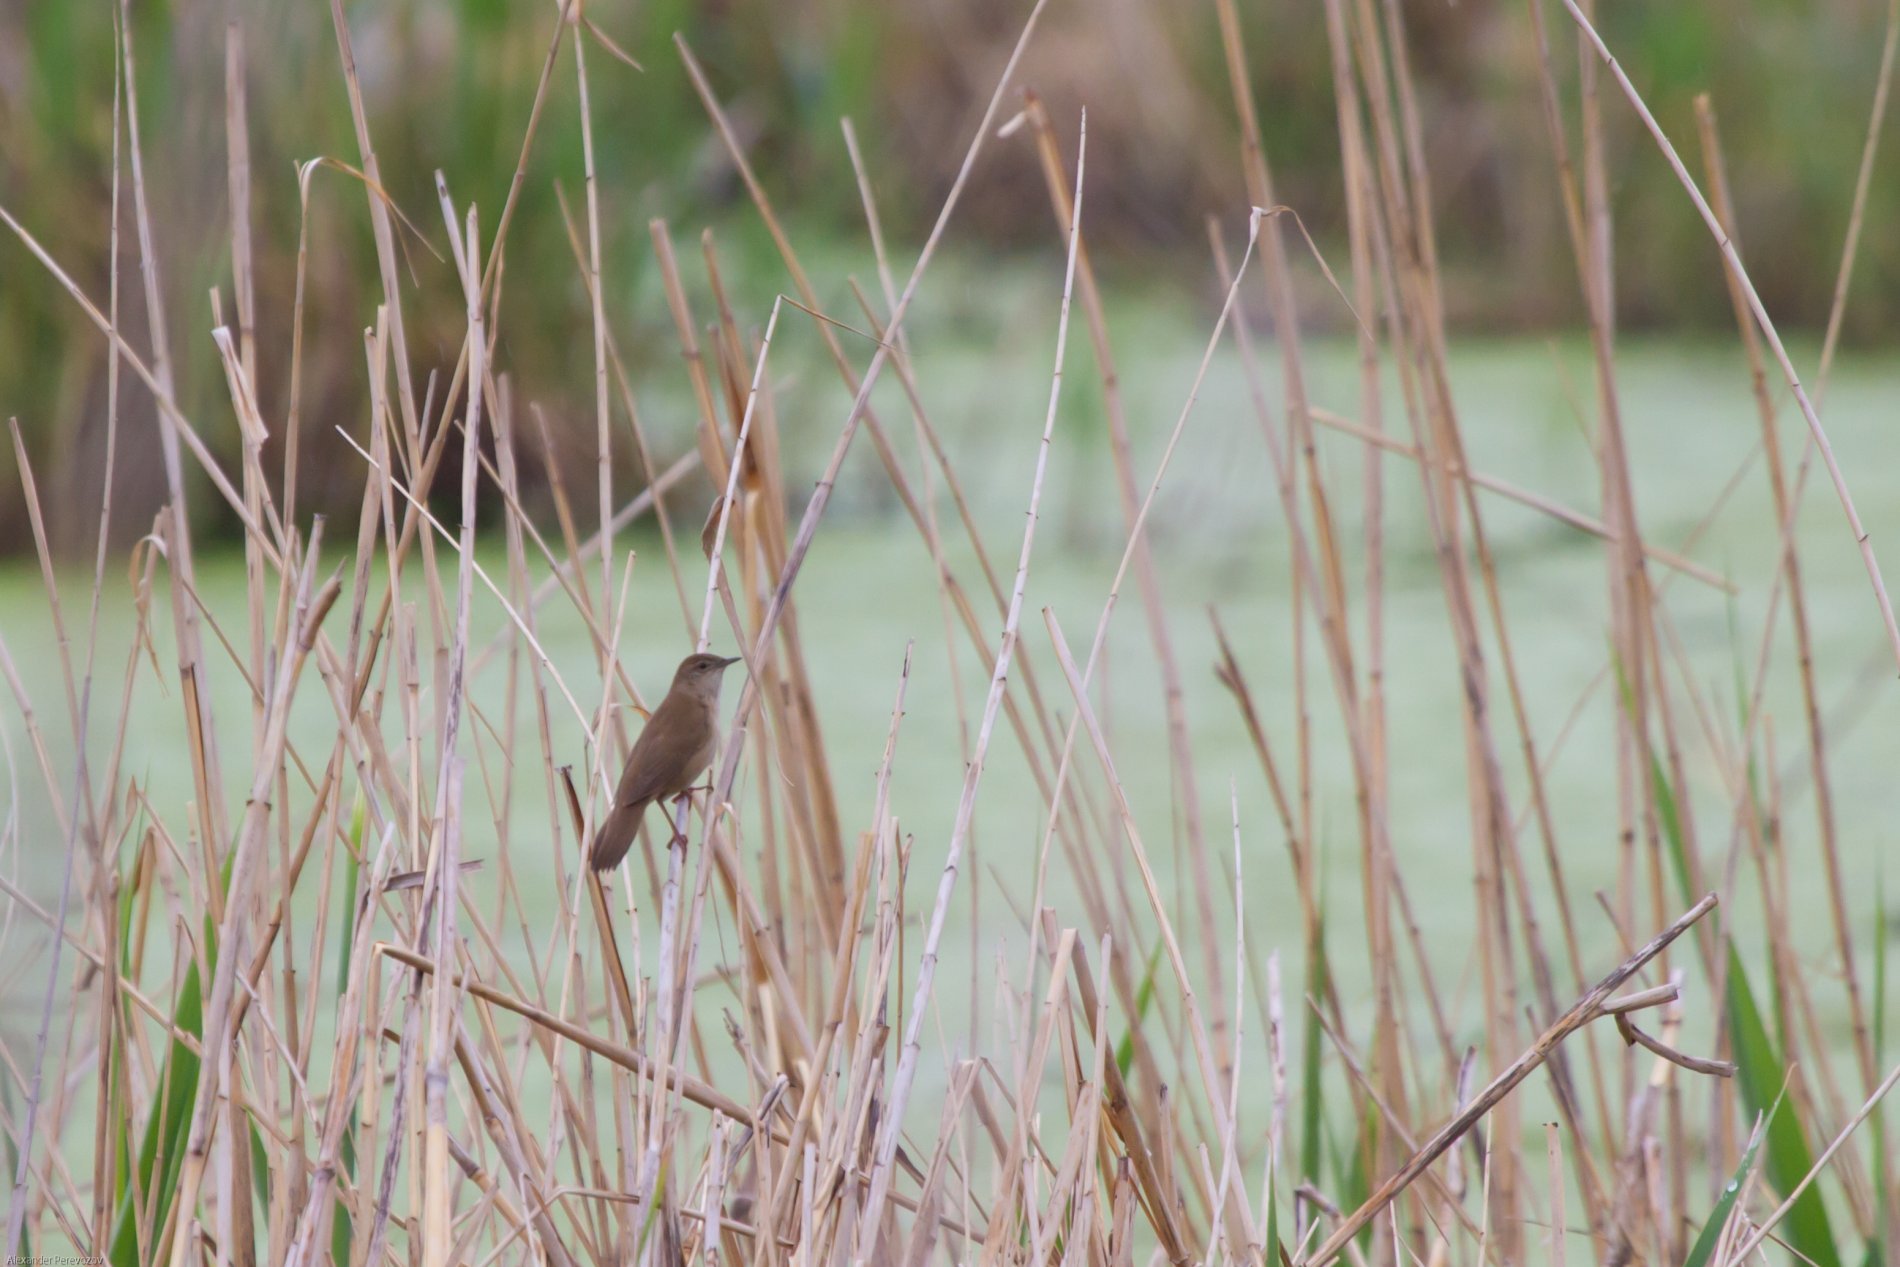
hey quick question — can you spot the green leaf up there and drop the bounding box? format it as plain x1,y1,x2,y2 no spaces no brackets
108,949,206,1267
1113,939,1164,1080
1651,756,1693,908
249,1120,271,1225
109,806,153,1219
108,846,247,1267
634,1153,673,1257
1681,1091,1778,1267
1725,946,1840,1267
1264,1152,1281,1267
332,795,366,1267
1300,883,1330,1186
1342,1099,1374,1252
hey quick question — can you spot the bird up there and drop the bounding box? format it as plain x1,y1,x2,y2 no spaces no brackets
589,651,742,872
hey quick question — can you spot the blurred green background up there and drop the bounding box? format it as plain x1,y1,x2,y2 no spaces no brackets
3,0,1899,558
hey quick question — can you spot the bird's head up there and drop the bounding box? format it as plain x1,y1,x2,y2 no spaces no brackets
671,651,742,700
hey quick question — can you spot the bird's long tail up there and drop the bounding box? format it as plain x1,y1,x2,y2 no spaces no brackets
589,798,648,872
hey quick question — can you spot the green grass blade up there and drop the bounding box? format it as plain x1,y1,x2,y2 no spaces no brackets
107,952,206,1267
1651,756,1693,907
1264,1152,1281,1267
111,811,150,1217
1681,1091,1778,1267
1725,945,1840,1267
1348,1100,1373,1251
1299,924,1328,1186
248,1121,270,1222
634,1152,672,1256
1301,859,1330,1189
1114,939,1164,1081
332,795,365,1267
109,849,231,1267
1321,1098,1374,1253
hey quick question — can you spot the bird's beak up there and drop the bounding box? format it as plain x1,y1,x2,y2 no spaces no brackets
718,655,742,669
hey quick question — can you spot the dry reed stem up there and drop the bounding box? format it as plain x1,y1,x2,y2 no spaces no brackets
849,99,1080,1267
1020,96,1229,1064
167,545,341,1265
1695,94,1885,1114
2,424,101,1249
1563,0,1900,674
1303,893,1720,1267
692,0,1046,835
1728,1061,1900,1263
1041,608,1261,1253
1305,405,1729,590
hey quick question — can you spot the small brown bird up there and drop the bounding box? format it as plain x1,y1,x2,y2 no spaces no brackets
589,652,741,872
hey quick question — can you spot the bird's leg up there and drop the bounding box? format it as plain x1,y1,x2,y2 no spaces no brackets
675,779,717,822
667,792,693,848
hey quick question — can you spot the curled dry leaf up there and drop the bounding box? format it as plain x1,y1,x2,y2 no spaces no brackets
702,492,740,560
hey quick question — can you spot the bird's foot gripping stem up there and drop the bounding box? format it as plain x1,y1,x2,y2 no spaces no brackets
667,791,695,848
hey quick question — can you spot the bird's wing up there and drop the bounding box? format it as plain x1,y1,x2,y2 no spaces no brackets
611,696,696,807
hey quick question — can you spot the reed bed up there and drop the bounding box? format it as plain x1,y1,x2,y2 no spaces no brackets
2,2,1897,1267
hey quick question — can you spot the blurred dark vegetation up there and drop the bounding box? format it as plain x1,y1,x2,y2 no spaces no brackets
2,0,1897,557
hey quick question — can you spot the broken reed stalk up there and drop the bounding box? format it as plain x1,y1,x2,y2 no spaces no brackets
372,942,755,1122
1302,892,1722,1267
